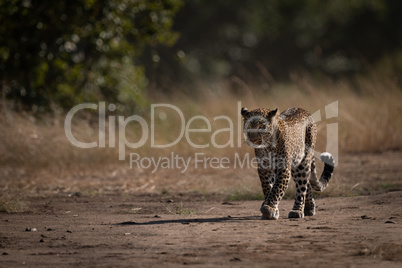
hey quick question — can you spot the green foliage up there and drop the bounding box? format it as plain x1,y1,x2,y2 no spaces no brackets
0,0,182,112
0,194,28,213
226,190,264,201
380,183,396,189
174,204,195,215
2,0,401,109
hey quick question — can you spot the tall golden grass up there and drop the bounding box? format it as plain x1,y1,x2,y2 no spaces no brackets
1,74,401,197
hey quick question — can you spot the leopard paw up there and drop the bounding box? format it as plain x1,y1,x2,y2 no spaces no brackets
304,207,315,216
288,210,304,218
260,204,279,220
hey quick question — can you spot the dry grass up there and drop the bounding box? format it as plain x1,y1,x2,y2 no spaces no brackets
1,74,401,199
0,193,29,212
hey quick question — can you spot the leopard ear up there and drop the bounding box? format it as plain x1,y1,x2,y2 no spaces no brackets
241,107,249,117
268,108,278,117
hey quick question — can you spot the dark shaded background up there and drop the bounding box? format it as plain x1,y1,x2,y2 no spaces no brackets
1,0,402,112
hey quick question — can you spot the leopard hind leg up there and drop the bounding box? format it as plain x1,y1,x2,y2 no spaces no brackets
304,182,316,216
289,159,311,218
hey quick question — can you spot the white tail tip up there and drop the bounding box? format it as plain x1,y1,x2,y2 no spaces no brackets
320,152,335,166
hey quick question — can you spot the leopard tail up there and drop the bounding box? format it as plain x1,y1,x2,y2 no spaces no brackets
310,152,335,192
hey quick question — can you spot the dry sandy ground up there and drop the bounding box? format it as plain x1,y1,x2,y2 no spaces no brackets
1,151,402,267
1,190,402,267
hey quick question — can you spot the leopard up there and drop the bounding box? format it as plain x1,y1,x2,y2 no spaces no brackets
241,106,335,220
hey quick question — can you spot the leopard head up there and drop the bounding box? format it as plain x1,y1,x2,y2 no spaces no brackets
241,107,278,148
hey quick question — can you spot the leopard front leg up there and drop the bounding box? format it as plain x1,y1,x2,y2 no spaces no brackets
258,168,275,200
260,168,291,220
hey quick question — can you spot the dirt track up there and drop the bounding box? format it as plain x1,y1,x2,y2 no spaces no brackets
1,190,402,267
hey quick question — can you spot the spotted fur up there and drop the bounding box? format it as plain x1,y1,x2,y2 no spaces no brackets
241,107,335,220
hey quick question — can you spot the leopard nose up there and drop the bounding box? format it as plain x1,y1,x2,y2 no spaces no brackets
247,132,259,140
